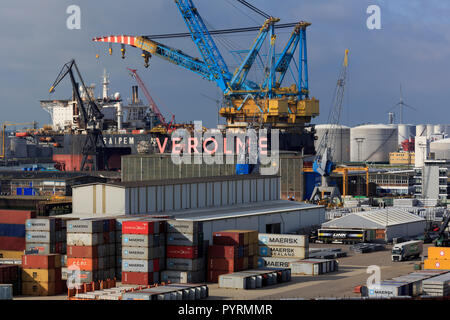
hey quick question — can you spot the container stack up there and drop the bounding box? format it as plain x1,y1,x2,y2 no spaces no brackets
66,218,116,285
25,217,65,255
0,210,36,258
21,254,63,296
424,247,450,270
422,272,450,296
162,220,205,284
0,264,20,295
114,217,137,281
121,219,166,285
257,233,309,268
207,230,258,283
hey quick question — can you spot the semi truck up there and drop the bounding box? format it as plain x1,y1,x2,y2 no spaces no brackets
391,240,423,262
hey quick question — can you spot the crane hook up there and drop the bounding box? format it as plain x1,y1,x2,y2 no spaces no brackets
142,51,151,68
121,44,126,59
109,44,113,55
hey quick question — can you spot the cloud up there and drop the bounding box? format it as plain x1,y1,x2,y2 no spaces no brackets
0,0,449,128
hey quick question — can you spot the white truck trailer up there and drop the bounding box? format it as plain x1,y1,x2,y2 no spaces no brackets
391,240,423,262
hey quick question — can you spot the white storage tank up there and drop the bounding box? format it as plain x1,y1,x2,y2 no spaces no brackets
426,124,434,138
398,124,416,145
314,124,351,163
434,124,445,135
416,124,427,137
430,138,450,160
350,124,398,162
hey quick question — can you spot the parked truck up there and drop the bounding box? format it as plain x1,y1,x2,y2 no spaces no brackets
391,240,423,262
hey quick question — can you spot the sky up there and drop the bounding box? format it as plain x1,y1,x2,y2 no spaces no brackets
0,0,449,128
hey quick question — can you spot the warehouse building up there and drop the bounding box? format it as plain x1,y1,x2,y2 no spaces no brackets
320,208,426,242
72,175,280,216
169,200,325,243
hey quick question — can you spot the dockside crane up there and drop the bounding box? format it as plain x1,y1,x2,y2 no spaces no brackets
93,0,319,131
309,50,349,205
49,59,107,171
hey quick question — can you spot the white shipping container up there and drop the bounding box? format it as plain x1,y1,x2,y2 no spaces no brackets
26,231,56,244
166,258,205,271
257,257,298,269
67,233,102,246
160,270,205,283
26,219,56,231
219,273,257,289
167,220,203,234
122,234,161,247
258,233,308,247
167,233,200,246
67,220,104,233
258,245,307,258
122,259,157,273
122,246,160,260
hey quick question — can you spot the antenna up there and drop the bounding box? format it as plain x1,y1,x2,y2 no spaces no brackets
386,84,417,124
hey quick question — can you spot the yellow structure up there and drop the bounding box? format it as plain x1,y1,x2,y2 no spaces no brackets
389,152,415,165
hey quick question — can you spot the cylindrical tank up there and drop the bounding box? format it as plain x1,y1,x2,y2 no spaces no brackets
416,124,427,137
426,124,434,138
350,124,398,162
434,124,445,135
314,124,350,163
398,124,416,145
430,138,450,160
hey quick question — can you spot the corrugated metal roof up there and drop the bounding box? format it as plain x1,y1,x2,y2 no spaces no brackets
169,200,322,221
73,174,279,189
322,207,425,229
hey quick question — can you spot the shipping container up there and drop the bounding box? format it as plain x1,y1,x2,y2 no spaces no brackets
208,245,239,258
208,257,241,272
167,245,199,259
218,272,257,289
22,269,59,283
22,281,56,296
166,258,204,272
122,246,160,260
160,270,204,283
257,257,298,269
22,254,61,269
0,210,35,225
0,237,26,251
424,259,450,270
258,245,307,258
25,218,58,232
122,220,160,235
121,271,159,285
258,233,308,247
428,247,450,260
122,259,160,273
67,245,104,259
0,284,13,300
67,219,104,234
207,269,229,283
25,231,56,244
67,233,102,247
66,258,98,271
167,220,203,234
0,224,25,238
122,234,161,247
213,231,245,246
167,233,202,246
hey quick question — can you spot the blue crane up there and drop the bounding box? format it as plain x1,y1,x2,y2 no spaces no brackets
93,0,319,128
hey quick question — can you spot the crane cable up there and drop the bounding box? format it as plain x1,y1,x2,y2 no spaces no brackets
235,0,271,19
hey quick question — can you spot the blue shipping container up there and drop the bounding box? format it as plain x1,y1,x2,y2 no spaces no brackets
0,223,26,238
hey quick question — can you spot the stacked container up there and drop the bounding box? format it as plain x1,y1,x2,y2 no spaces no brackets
257,233,308,268
66,218,116,284
21,254,63,296
114,217,137,281
121,219,166,285
0,264,20,295
424,247,450,270
163,220,205,284
25,217,65,255
207,230,258,283
0,210,36,258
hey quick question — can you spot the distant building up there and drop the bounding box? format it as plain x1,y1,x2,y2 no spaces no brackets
389,152,415,165
413,160,450,202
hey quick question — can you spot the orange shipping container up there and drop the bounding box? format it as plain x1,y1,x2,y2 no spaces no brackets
22,268,59,283
67,258,98,271
428,247,450,260
424,259,450,270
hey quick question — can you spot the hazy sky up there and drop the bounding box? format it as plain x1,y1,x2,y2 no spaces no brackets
0,0,449,128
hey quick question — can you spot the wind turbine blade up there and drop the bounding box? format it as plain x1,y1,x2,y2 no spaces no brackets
403,103,417,111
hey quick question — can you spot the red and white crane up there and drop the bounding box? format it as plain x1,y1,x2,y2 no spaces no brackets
127,68,175,131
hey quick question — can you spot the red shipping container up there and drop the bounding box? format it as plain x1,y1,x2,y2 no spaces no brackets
208,245,238,258
0,210,36,224
0,236,25,251
207,269,229,283
208,257,239,272
122,221,158,235
22,254,61,269
67,258,98,271
213,231,244,246
243,245,249,257
67,246,99,258
122,272,156,285
55,280,66,294
166,245,198,259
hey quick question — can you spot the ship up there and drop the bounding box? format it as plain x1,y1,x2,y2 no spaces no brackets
1,70,316,171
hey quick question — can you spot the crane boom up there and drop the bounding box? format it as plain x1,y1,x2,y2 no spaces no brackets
127,68,168,127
